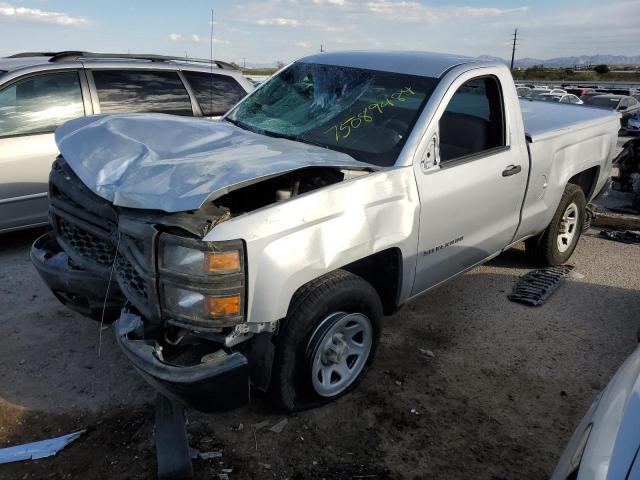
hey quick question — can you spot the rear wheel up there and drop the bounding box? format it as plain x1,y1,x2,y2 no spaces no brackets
525,183,585,266
269,270,382,412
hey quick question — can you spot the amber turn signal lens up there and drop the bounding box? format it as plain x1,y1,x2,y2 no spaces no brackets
206,294,241,317
207,251,240,273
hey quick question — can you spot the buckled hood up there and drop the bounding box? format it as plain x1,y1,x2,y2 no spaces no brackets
55,114,372,212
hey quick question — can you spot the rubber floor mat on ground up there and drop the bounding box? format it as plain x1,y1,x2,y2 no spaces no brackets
508,265,574,307
599,230,640,244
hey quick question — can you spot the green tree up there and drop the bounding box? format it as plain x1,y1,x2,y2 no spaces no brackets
594,64,610,74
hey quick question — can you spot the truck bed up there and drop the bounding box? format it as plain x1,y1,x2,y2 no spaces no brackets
520,99,620,143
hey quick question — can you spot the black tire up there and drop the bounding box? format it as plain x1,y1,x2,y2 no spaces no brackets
269,269,382,412
525,183,586,266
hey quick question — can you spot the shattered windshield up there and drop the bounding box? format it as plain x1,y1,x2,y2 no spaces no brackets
226,62,438,166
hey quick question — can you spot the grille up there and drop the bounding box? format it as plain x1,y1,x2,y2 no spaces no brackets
115,253,149,300
51,157,157,320
58,218,115,267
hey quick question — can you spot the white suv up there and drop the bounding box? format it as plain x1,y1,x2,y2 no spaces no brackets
0,51,254,233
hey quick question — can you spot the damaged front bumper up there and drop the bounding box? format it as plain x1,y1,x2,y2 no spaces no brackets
31,232,124,321
115,311,250,412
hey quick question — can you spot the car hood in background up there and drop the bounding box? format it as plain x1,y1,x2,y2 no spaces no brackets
55,114,372,212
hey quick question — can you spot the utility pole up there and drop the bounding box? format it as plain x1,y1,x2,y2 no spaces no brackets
510,28,518,70
320,44,324,53
242,57,246,73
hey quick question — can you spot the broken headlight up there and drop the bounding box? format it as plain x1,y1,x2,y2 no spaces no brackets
159,234,245,330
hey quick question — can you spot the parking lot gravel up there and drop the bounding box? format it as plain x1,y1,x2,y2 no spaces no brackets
1,227,639,479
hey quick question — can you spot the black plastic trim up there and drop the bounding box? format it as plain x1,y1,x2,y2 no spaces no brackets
115,312,250,412
30,233,125,322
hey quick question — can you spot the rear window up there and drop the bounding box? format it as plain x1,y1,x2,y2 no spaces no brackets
183,71,246,116
92,70,193,116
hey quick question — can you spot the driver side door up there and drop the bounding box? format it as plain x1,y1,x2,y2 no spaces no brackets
411,70,529,295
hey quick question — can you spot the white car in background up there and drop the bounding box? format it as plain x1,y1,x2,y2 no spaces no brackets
526,88,553,100
0,51,254,233
538,93,584,105
552,343,640,480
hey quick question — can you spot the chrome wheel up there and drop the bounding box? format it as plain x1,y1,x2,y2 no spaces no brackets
309,312,373,397
557,202,579,253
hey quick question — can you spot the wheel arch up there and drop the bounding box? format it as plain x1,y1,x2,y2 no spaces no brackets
246,254,400,393
568,166,599,202
340,247,403,315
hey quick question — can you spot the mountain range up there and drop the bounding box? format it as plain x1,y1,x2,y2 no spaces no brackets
478,54,640,68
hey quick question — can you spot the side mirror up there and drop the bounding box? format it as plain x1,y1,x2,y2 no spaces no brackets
420,133,439,172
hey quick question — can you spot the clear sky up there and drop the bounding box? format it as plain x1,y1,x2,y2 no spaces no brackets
0,0,638,65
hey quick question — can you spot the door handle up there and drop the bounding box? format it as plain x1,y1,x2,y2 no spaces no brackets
502,165,522,177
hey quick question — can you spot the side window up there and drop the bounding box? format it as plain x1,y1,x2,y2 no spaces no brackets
92,70,192,116
439,76,505,163
0,71,84,138
184,71,246,116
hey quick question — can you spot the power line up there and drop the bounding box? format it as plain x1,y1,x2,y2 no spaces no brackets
510,28,518,69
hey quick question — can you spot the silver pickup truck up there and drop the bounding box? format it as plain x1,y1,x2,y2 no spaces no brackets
31,51,619,413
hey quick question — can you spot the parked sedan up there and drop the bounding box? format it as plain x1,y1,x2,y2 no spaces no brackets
526,88,553,99
537,93,584,105
551,344,640,480
0,51,254,233
516,86,531,97
582,94,640,128
566,87,595,97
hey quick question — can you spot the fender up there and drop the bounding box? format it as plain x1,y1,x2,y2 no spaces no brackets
203,166,420,325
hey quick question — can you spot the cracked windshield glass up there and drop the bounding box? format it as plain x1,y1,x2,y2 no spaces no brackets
227,62,438,166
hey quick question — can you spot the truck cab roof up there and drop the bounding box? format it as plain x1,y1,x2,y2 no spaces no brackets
298,51,494,78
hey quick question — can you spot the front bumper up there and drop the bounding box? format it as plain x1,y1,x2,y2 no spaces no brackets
30,233,124,322
115,311,250,412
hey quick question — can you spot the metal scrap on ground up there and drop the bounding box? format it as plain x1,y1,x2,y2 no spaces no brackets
269,418,288,433
508,265,575,307
0,429,85,464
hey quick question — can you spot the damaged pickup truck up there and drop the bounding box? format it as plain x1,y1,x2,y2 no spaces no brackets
31,51,620,412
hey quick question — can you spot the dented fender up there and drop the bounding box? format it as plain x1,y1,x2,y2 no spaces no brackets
202,166,420,324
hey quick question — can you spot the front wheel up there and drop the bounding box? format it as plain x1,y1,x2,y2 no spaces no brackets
525,183,586,266
268,270,382,412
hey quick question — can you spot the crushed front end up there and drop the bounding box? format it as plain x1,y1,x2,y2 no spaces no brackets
31,157,251,412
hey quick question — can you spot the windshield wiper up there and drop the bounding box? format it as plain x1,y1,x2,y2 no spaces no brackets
225,117,255,133
261,128,330,151
292,135,330,150
227,118,330,151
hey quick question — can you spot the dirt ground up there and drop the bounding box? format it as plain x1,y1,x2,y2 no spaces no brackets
1,227,639,480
